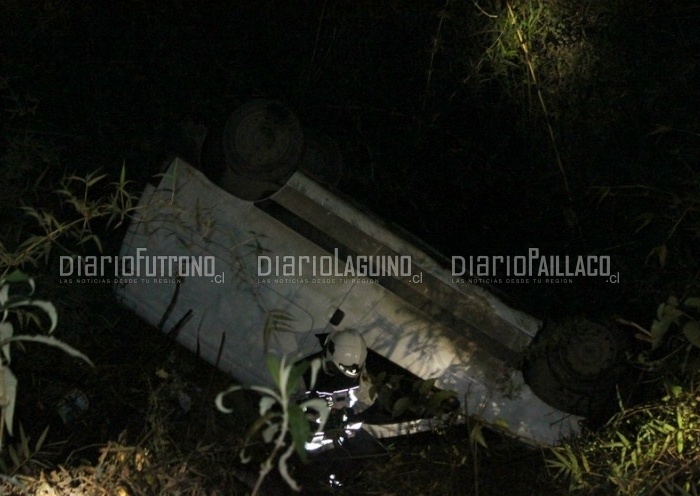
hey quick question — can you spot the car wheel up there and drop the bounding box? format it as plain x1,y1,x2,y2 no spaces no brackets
523,320,630,419
200,100,303,201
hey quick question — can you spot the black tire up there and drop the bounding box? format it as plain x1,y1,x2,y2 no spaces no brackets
200,100,303,201
523,320,630,420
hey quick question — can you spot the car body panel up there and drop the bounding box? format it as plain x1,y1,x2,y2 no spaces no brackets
114,158,582,445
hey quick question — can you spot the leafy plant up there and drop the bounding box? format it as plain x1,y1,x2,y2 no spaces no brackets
618,295,700,374
0,271,93,452
0,165,139,272
546,383,700,495
0,424,52,475
215,355,329,494
650,296,700,351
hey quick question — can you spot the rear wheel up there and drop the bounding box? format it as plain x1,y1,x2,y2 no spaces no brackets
200,100,303,201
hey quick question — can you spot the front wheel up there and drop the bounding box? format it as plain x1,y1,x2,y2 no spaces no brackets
523,320,630,420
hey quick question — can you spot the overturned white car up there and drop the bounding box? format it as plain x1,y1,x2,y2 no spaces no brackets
113,101,625,447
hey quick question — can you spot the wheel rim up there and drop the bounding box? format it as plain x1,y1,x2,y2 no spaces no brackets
556,322,617,381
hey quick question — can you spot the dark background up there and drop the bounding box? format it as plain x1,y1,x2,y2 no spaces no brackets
1,1,699,493
3,1,698,320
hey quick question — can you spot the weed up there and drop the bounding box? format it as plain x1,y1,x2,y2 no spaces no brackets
547,383,700,494
0,164,139,273
216,355,329,494
0,271,92,455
